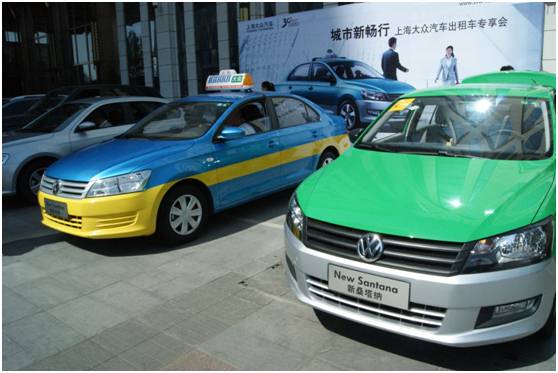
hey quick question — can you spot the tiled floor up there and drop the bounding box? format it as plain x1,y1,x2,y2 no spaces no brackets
2,191,556,370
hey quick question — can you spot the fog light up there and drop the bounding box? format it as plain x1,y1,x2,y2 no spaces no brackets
475,295,542,329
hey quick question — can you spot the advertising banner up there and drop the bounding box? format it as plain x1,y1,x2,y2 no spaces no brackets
238,2,544,89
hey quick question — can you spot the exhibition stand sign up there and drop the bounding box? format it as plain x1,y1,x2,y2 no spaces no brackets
238,2,544,89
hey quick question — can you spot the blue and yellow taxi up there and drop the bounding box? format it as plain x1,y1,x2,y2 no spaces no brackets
38,72,350,243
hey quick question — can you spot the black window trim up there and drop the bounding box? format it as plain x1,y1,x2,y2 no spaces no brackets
287,63,312,82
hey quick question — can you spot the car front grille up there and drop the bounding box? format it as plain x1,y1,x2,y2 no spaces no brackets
40,175,90,199
43,210,83,230
306,276,446,330
304,218,469,276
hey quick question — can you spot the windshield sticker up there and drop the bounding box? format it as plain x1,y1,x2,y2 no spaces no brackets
389,98,415,112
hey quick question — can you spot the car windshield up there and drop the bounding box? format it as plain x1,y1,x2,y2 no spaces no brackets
327,61,383,80
26,88,72,114
21,103,89,133
356,95,552,160
121,101,231,140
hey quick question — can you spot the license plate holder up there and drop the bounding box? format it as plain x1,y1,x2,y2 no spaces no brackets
328,264,410,310
44,199,69,220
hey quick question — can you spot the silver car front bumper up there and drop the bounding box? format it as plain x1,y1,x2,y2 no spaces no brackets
356,99,391,125
284,225,555,347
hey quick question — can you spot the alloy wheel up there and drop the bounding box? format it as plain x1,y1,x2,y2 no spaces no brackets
29,167,46,196
340,103,356,129
168,194,203,235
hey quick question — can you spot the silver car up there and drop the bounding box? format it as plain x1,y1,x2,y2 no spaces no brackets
3,96,168,202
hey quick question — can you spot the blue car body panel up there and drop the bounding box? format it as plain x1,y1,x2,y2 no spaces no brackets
45,92,349,213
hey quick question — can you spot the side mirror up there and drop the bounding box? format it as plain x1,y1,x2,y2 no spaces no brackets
218,126,246,141
76,121,96,132
327,76,336,85
349,128,363,143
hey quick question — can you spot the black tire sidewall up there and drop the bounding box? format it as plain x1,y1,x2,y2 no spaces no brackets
339,99,360,130
17,159,53,204
156,184,210,244
317,150,338,169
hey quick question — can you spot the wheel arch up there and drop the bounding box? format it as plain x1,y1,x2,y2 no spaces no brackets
15,154,59,191
159,177,215,215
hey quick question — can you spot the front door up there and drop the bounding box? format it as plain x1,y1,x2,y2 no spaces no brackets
213,99,284,208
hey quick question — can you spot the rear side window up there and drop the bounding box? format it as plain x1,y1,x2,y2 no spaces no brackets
287,64,311,81
272,97,320,128
128,101,164,122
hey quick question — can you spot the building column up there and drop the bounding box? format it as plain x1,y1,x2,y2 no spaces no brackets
115,3,129,85
276,2,289,15
139,3,153,87
217,3,230,70
250,3,264,19
543,3,556,72
183,3,198,95
155,2,181,98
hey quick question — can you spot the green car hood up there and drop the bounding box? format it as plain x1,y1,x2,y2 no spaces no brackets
298,148,555,243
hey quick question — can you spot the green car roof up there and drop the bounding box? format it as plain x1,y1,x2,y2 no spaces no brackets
399,71,556,100
462,70,556,89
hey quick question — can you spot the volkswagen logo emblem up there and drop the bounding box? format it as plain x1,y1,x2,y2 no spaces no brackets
52,180,60,195
357,233,384,263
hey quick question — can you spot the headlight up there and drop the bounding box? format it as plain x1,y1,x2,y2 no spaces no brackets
86,170,151,198
361,90,388,101
286,193,305,240
2,153,9,165
463,218,553,273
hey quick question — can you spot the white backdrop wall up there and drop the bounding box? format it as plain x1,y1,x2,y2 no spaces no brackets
239,2,545,89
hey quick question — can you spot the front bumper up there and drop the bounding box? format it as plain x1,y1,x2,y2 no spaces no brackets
284,225,555,347
356,99,390,125
38,184,169,239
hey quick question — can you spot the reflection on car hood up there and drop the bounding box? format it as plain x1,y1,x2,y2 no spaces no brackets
45,138,196,182
344,78,415,93
2,131,53,146
297,147,554,243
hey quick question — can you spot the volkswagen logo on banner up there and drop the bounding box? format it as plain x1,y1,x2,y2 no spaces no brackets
357,233,384,263
52,180,60,195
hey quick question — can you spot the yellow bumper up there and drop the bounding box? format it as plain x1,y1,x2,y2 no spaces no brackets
38,184,170,239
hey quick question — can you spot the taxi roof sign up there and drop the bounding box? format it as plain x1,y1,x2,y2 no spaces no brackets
205,70,254,91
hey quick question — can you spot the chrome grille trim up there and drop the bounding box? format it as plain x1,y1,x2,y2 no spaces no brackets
304,218,469,276
40,175,90,199
306,276,446,330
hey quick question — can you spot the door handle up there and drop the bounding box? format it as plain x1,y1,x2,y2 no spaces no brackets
308,87,314,91
311,130,318,138
288,86,292,90
268,140,279,148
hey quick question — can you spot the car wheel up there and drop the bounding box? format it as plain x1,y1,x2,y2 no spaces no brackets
156,184,210,244
537,297,555,338
17,158,54,204
317,149,338,169
338,99,360,130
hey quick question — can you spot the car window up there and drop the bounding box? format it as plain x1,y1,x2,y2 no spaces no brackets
287,64,311,81
312,63,334,83
128,101,165,123
81,103,130,131
358,96,552,160
327,61,383,80
21,103,89,133
223,101,271,135
272,97,319,128
2,99,40,116
121,101,231,140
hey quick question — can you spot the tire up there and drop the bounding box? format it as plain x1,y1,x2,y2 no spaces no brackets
537,297,555,339
317,149,338,169
17,158,54,204
338,99,360,130
156,184,210,244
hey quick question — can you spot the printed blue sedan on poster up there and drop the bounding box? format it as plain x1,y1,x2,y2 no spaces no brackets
38,71,350,243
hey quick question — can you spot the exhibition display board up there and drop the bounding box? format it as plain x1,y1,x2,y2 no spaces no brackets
239,2,545,88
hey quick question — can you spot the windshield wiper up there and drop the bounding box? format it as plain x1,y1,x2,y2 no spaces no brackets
357,143,480,159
